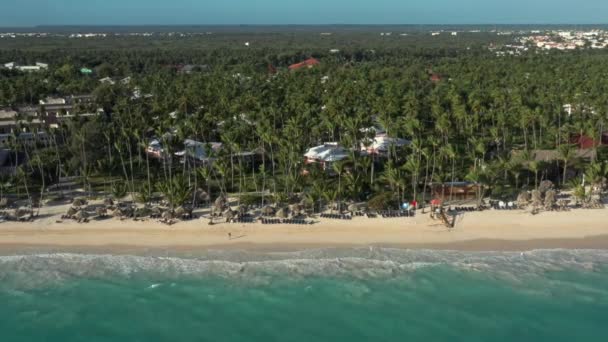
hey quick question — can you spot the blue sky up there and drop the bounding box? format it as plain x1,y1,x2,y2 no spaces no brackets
2,0,608,26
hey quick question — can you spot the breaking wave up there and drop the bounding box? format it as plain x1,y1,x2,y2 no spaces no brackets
0,248,607,289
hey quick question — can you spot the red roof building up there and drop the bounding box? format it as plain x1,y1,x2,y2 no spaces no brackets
430,73,443,83
570,133,608,149
289,58,320,71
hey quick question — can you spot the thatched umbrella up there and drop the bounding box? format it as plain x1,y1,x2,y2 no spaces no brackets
544,190,556,210
538,180,554,195
162,210,174,221
195,189,210,203
75,210,89,222
73,198,88,207
237,204,249,217
96,206,108,218
276,207,289,219
531,190,543,208
14,207,32,219
66,206,79,218
224,209,236,222
135,207,152,218
348,203,359,214
262,205,275,217
289,204,303,217
103,198,114,206
0,198,10,209
175,206,186,218
516,192,530,208
116,205,134,218
214,196,227,211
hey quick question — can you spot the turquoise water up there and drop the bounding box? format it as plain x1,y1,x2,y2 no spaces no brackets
1,249,608,341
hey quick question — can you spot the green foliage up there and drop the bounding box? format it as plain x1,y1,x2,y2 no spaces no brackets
239,193,264,207
111,180,128,199
157,175,192,209
3,31,608,204
367,192,398,211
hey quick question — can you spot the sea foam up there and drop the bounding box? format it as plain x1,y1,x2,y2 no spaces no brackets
0,248,607,290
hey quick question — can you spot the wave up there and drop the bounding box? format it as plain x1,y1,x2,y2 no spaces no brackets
1,248,607,289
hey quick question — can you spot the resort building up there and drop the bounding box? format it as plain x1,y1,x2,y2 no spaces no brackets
361,135,410,156
304,143,349,170
3,62,48,72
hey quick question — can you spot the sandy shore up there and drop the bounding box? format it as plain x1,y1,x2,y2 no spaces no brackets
1,205,608,253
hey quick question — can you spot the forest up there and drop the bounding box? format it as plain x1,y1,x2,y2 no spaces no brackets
1,29,607,215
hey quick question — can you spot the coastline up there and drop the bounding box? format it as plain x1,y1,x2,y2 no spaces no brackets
2,208,608,253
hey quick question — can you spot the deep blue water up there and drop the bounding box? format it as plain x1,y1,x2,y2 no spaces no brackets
1,249,607,341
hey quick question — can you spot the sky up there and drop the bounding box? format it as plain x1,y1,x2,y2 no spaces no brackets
2,0,608,27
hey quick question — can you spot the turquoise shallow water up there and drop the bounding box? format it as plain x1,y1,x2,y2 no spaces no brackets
1,249,608,341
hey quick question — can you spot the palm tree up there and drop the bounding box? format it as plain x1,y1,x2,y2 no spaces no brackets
528,160,540,190
332,160,347,213
557,144,577,187
157,175,192,211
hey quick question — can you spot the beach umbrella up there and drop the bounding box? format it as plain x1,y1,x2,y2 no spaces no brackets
103,198,114,206
224,209,236,222
430,199,442,206
517,192,530,208
66,206,78,217
544,190,557,210
162,210,174,220
262,205,275,216
75,210,89,221
531,190,543,207
175,206,186,217
214,196,227,210
96,206,108,217
237,204,249,216
276,207,289,219
14,207,32,219
73,198,88,207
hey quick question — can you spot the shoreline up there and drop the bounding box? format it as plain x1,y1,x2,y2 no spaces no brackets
2,208,608,254
2,235,608,255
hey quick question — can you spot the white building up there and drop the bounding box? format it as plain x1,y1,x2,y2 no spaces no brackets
304,143,349,169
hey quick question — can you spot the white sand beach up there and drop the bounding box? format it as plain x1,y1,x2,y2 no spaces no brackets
1,203,608,252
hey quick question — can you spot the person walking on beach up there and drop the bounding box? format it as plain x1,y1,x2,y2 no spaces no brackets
228,232,232,240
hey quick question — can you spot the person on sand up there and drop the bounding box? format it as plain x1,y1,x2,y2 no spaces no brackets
228,232,232,240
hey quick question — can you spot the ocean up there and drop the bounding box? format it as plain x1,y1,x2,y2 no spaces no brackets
1,248,607,341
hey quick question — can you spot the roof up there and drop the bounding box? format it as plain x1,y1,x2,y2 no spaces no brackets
0,109,17,120
570,133,608,149
289,58,320,71
304,143,348,162
362,136,410,153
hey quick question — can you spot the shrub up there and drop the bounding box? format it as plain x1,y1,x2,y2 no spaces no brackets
367,192,398,211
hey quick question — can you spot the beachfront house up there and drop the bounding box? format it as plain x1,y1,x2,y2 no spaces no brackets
361,135,410,156
175,140,223,163
304,143,349,170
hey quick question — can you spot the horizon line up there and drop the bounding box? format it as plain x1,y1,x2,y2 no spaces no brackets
2,23,608,29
